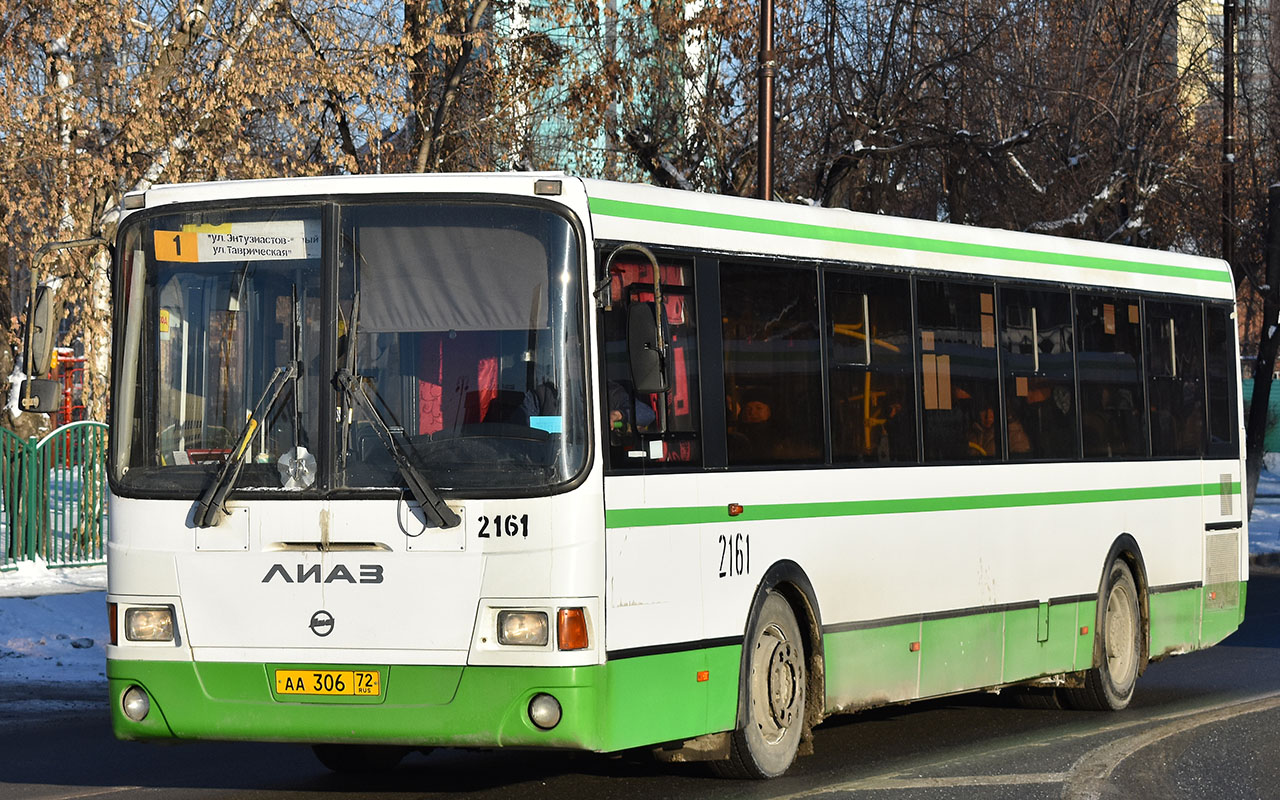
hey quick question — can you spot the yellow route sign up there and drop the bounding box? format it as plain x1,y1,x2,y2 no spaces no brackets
154,231,197,262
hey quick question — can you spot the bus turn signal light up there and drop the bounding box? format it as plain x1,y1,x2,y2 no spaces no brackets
557,608,589,651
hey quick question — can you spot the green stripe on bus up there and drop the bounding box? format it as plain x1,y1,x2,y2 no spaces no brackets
588,197,1231,284
605,481,1240,529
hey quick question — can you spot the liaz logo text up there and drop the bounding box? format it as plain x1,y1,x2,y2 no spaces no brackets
262,563,384,584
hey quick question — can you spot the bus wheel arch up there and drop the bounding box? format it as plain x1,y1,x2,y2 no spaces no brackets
716,561,825,778
1064,536,1149,711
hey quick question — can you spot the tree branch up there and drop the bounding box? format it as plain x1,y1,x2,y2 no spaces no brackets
414,0,490,173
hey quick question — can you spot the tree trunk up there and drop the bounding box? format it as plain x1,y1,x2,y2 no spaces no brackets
1246,184,1280,515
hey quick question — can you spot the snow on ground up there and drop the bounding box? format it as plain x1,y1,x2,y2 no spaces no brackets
0,558,107,600
0,561,107,692
2,475,1279,711
1253,462,1280,556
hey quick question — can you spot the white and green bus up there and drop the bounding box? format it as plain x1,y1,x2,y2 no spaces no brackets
106,173,1246,778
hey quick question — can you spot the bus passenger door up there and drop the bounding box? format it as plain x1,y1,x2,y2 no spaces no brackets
600,250,716,746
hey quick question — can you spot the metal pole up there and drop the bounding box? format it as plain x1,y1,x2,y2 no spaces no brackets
758,0,774,201
1223,0,1237,270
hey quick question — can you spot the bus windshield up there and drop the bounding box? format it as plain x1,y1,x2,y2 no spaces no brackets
335,202,586,493
112,199,587,497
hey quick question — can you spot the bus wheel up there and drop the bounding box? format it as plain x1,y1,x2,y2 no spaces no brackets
1064,559,1142,711
311,744,410,773
1012,687,1064,710
715,591,806,779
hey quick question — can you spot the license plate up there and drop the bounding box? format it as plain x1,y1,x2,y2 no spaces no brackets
275,669,381,696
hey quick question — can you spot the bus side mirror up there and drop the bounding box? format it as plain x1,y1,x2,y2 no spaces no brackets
27,285,60,378
628,302,668,395
19,378,60,414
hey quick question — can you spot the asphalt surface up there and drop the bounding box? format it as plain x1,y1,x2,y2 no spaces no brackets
2,566,1278,799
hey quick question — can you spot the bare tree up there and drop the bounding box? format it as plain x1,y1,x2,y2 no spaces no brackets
0,0,1275,437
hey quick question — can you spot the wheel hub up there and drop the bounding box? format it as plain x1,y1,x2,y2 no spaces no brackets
767,641,798,725
1105,582,1137,682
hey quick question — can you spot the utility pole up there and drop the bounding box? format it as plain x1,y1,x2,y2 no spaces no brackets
758,0,774,201
1223,0,1237,271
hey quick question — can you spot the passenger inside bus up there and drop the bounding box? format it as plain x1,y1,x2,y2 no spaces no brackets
1083,386,1141,457
608,380,656,432
1009,381,1076,459
726,390,777,462
968,406,998,457
875,399,913,461
968,404,1031,458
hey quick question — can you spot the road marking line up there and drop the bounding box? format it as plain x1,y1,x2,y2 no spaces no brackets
836,772,1068,791
1061,693,1280,800
768,770,1067,798
764,691,1280,799
18,788,146,800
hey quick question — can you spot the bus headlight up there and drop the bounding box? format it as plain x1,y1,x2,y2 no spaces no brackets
124,607,174,642
497,611,548,646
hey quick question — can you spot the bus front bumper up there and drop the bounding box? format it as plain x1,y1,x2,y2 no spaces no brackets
108,660,607,750
107,646,740,752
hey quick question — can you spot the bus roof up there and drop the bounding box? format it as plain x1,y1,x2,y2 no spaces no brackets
125,172,1234,302
582,178,1235,302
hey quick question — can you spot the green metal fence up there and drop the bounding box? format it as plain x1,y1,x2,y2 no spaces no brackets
0,421,109,570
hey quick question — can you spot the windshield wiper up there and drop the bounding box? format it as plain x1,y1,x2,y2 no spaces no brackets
194,286,303,529
337,291,360,479
193,362,297,528
335,367,461,529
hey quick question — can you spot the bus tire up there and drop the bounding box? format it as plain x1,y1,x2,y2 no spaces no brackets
1012,687,1064,710
1064,558,1142,711
311,744,411,773
713,591,806,779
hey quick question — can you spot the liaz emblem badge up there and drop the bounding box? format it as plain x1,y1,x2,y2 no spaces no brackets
309,610,335,637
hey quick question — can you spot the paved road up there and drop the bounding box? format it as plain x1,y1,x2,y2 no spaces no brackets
3,568,1279,799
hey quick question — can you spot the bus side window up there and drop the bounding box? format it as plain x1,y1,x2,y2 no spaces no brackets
1205,306,1239,457
917,280,1000,462
1076,294,1146,458
721,263,823,466
1000,286,1077,460
1146,301,1205,457
825,270,917,464
601,254,701,468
